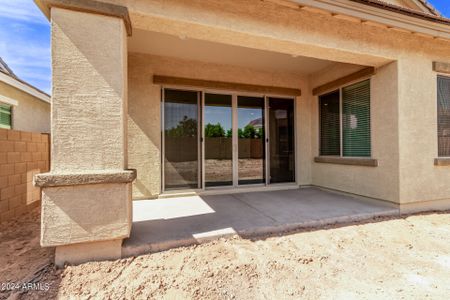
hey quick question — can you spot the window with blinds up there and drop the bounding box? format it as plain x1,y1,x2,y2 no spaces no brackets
437,76,450,157
0,103,11,129
319,91,340,156
319,80,371,158
342,80,371,157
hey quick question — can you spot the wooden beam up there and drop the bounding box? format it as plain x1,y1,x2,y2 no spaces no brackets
312,67,375,96
433,62,450,74
153,75,301,96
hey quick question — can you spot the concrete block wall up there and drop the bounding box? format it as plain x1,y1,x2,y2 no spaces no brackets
0,128,50,222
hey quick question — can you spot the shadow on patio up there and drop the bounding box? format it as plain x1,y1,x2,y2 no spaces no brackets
122,187,399,257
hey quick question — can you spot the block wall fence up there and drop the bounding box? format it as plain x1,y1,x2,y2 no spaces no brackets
0,129,50,222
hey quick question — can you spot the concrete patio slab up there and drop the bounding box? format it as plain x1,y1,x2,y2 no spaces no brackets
122,187,399,257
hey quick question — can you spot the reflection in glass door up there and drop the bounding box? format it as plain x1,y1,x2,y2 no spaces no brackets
268,98,295,183
162,88,296,192
204,93,233,187
163,89,200,190
237,96,265,185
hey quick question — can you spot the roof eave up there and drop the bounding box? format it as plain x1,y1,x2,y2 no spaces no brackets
282,0,450,41
0,72,51,104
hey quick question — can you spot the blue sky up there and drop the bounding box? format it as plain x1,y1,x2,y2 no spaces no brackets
0,0,448,95
430,0,450,17
0,0,50,94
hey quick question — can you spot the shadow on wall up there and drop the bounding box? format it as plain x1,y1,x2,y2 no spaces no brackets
127,56,161,198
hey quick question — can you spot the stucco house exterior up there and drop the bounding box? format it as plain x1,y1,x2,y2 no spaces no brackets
0,58,50,133
33,0,450,265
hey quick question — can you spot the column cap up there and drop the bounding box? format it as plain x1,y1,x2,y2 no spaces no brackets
34,0,132,36
34,169,137,187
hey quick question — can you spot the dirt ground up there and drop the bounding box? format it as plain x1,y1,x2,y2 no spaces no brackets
1,208,449,300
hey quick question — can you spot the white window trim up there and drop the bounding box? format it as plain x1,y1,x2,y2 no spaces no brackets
0,95,19,106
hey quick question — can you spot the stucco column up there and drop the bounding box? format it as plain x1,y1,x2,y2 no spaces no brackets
33,1,135,266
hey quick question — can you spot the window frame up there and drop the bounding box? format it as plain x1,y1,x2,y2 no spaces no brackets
0,102,12,129
318,78,372,158
436,74,450,158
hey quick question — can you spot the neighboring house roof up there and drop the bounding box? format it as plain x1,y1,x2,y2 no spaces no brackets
0,57,50,104
248,118,263,128
0,57,16,77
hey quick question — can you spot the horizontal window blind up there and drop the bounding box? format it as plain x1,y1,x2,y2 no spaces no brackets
0,103,11,129
438,76,450,157
319,91,340,156
342,80,371,157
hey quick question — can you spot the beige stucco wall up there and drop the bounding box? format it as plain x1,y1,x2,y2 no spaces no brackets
41,7,132,264
121,0,450,206
41,182,132,247
51,7,128,172
103,0,450,65
310,62,401,203
397,55,450,204
0,81,50,133
128,53,309,199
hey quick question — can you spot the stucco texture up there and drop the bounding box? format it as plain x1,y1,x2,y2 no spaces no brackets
104,0,450,65
51,7,128,172
40,7,133,259
0,81,50,133
41,183,132,247
310,62,400,203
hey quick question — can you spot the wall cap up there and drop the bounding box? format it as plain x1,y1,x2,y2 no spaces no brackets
314,156,378,167
34,0,132,36
34,169,137,187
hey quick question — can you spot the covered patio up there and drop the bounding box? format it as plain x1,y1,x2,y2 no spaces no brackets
123,188,399,257
36,0,450,266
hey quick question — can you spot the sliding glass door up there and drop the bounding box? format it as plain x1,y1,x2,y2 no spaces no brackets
162,88,295,191
163,89,200,190
268,97,295,183
204,93,233,187
237,96,265,185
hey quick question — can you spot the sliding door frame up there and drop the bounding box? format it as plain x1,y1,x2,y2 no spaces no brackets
161,87,202,193
266,96,297,185
161,85,297,193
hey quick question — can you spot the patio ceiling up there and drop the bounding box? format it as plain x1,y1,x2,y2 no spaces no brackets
128,29,358,76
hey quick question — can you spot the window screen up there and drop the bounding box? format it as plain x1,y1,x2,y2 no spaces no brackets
319,90,340,156
437,76,450,157
0,103,11,129
342,80,371,157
